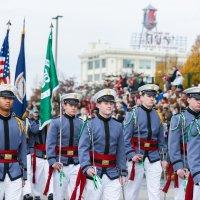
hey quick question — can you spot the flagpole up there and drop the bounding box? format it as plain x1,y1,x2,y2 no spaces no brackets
22,18,25,34
52,15,63,69
50,22,54,32
6,20,11,30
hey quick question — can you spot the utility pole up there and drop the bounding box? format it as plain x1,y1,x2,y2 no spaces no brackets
52,15,63,68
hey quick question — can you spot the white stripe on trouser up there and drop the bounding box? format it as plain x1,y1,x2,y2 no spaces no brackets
32,157,53,197
53,164,80,200
173,177,185,200
23,154,32,195
83,174,121,200
0,174,22,200
193,184,200,200
124,158,162,200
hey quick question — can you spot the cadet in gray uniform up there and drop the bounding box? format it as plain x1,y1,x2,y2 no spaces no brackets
46,93,83,200
29,108,53,200
0,84,27,200
23,110,35,200
168,100,190,199
183,86,200,199
78,88,127,200
123,84,167,200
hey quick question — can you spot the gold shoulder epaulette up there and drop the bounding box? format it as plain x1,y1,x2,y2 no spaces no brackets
14,116,26,136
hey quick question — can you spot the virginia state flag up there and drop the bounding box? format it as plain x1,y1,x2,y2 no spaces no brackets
13,20,27,118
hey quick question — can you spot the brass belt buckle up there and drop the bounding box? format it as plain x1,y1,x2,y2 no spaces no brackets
144,142,150,148
102,160,109,165
67,150,74,156
4,154,12,160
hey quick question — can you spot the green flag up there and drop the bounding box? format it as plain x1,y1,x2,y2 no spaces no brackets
39,30,59,130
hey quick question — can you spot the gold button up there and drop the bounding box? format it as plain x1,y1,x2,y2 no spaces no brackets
102,160,109,165
67,150,74,156
4,154,12,160
144,143,150,148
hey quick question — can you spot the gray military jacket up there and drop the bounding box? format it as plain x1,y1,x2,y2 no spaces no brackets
78,113,127,179
29,119,47,158
185,108,200,184
168,110,189,172
123,105,166,162
46,114,83,166
0,114,27,181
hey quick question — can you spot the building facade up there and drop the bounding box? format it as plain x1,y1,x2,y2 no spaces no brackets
80,41,186,84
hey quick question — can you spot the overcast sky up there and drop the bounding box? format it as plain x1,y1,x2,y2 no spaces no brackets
0,0,200,97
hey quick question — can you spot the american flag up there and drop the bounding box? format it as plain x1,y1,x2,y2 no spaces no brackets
0,30,10,84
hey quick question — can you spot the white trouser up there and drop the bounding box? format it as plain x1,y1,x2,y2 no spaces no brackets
193,184,200,200
0,174,22,200
23,154,32,195
124,158,162,200
83,174,122,200
173,177,185,200
53,164,80,200
32,157,53,197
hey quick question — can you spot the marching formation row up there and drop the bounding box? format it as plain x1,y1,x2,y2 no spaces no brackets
0,83,200,200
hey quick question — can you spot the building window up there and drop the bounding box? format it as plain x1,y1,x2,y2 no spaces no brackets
123,59,134,68
102,59,106,68
88,75,93,82
139,60,151,69
94,74,100,81
94,60,100,69
88,61,93,70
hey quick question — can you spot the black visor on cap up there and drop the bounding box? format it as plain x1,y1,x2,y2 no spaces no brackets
64,98,79,106
0,91,15,99
142,90,157,97
97,95,115,103
189,93,200,100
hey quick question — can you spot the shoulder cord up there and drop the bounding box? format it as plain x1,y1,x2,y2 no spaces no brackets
136,108,141,154
86,121,95,167
86,120,101,189
188,118,200,137
59,94,62,164
179,110,188,190
180,111,186,169
58,95,67,186
14,116,26,136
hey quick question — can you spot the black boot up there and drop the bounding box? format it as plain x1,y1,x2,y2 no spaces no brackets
23,194,34,200
48,193,53,200
34,196,41,200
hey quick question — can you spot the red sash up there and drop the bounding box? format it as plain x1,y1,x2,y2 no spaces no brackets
90,151,116,168
43,146,78,196
32,144,46,183
129,137,158,181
